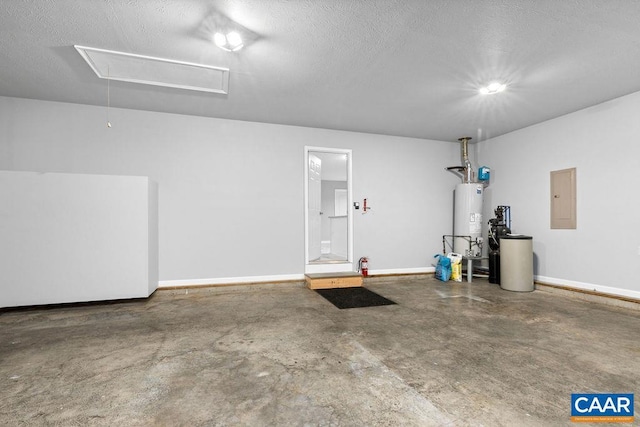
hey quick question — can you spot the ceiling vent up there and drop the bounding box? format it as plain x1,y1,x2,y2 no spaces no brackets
75,45,229,94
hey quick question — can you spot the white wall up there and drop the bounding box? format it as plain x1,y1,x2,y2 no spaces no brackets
478,91,640,299
321,180,347,241
0,96,460,284
0,171,158,307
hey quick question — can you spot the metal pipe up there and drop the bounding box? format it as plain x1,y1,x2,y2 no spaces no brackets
458,137,473,183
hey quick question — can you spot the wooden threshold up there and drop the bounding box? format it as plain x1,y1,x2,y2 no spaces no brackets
305,272,363,289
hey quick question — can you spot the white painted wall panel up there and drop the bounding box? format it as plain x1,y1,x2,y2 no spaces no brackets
0,171,158,307
0,96,459,284
478,90,640,297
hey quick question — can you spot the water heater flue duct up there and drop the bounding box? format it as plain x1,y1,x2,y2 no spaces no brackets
459,136,473,183
446,137,474,183
447,136,475,184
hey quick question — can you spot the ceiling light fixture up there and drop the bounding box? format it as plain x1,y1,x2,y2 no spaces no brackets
214,31,244,52
480,82,507,95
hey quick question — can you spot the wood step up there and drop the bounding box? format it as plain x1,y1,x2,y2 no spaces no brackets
305,272,363,289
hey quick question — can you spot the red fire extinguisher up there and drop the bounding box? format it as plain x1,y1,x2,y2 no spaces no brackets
358,257,369,277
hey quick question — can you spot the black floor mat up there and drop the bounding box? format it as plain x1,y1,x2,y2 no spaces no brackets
315,287,397,309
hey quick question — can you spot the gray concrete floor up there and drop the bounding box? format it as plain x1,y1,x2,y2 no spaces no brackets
1,276,639,426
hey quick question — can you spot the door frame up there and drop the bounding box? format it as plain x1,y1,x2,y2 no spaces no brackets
304,146,353,274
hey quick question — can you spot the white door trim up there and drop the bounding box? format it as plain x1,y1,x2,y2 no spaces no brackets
304,146,353,274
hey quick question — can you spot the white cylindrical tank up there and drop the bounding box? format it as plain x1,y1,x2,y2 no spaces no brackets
500,235,534,292
453,183,483,256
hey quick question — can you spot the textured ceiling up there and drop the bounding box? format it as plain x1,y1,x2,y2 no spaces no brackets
2,0,640,142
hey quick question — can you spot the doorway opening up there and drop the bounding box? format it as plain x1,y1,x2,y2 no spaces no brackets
304,147,353,274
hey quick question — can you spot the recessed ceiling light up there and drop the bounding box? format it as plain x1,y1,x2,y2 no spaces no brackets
214,31,244,52
480,82,506,95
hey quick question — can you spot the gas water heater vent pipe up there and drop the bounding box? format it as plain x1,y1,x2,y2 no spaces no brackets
445,137,475,183
459,137,473,183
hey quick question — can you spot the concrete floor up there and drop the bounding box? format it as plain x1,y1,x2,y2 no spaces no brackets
1,276,639,426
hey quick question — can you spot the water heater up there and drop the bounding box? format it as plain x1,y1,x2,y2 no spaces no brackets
453,183,483,256
447,137,485,257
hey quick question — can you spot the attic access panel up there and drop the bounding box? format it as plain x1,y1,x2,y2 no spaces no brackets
75,45,229,94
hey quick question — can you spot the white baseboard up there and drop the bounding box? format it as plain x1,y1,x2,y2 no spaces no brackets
370,267,435,276
158,273,305,288
158,267,436,288
535,275,640,300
